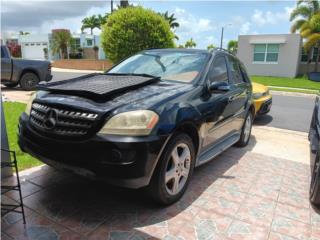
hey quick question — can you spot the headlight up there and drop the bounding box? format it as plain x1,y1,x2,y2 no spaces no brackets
99,110,159,136
25,93,36,115
253,92,264,99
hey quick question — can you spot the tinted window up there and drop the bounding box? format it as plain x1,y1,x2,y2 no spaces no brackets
239,63,249,82
208,56,228,83
228,57,245,84
1,47,6,58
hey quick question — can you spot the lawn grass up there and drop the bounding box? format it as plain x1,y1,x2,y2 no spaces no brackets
252,75,320,91
3,102,42,171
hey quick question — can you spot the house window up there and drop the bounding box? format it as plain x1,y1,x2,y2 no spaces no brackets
72,38,81,50
313,47,319,62
86,39,93,46
301,48,309,62
253,44,279,63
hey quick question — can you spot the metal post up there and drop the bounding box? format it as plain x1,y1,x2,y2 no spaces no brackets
220,27,224,49
1,98,13,178
111,0,114,13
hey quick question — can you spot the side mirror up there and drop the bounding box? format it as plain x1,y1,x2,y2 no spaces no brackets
208,81,230,92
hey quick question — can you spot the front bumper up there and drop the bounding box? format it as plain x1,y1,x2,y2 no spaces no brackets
45,74,53,82
254,96,272,115
18,113,169,188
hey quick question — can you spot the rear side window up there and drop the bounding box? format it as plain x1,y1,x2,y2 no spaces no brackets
1,47,6,58
208,56,229,83
228,56,245,84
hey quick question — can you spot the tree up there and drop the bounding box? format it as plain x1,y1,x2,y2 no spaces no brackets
101,6,175,63
51,29,72,59
207,44,215,51
19,31,30,35
160,11,179,29
300,13,320,71
184,38,196,48
97,14,107,29
290,0,319,33
81,15,99,34
227,40,238,54
290,0,320,71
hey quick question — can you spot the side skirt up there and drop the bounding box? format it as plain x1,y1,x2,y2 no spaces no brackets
196,132,240,167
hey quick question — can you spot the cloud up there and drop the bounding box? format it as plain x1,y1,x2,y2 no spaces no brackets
240,22,251,35
251,6,294,27
1,1,108,32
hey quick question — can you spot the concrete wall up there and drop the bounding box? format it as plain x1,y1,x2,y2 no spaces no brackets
52,59,113,71
237,34,302,78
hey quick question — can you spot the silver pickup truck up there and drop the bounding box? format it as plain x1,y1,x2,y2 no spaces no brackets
1,45,52,90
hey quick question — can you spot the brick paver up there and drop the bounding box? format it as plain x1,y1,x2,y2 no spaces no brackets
1,148,319,240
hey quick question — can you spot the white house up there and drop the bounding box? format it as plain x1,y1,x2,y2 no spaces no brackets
3,32,105,60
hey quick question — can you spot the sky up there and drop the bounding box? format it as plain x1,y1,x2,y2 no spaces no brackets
1,0,297,49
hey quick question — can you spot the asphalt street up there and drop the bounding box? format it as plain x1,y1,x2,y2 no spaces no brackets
50,71,318,133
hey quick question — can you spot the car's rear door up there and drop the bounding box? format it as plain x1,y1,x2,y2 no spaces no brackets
225,56,251,132
201,54,238,150
1,46,12,81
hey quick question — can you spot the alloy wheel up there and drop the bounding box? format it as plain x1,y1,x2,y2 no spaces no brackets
243,114,252,143
165,143,191,195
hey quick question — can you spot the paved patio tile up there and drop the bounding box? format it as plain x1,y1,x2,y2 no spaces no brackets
268,232,299,240
275,202,310,224
4,210,82,240
235,204,274,228
271,215,311,240
226,219,269,240
278,191,310,209
1,150,318,240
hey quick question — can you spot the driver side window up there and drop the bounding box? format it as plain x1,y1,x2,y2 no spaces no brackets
208,56,229,83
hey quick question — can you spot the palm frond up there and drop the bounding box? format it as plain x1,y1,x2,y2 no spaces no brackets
291,19,307,32
290,6,312,21
304,32,320,50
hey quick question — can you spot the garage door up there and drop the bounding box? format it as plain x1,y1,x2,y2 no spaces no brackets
22,42,48,60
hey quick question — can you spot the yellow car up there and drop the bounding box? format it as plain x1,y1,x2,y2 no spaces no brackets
252,82,272,115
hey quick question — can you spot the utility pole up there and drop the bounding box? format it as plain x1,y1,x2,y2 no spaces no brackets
111,0,114,13
220,27,224,49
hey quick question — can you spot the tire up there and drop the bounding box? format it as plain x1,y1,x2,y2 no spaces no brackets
148,133,196,205
20,72,39,91
236,110,253,147
3,82,18,88
310,152,320,205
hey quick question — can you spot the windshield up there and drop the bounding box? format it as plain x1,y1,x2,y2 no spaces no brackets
108,51,208,83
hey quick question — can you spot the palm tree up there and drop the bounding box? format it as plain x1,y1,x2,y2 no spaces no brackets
207,44,215,50
161,11,180,29
299,13,320,71
290,0,320,33
81,15,99,34
97,14,108,29
290,0,320,71
227,40,238,54
51,30,72,59
184,38,196,48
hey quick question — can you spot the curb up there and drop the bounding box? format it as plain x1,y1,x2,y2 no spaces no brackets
253,125,308,137
52,67,103,73
270,90,317,98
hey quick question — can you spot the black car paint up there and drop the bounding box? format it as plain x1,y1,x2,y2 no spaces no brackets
18,49,253,188
309,95,320,204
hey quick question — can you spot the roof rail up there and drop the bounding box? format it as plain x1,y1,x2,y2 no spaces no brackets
211,47,234,55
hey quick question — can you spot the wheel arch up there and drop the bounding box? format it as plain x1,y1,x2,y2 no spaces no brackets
19,68,40,82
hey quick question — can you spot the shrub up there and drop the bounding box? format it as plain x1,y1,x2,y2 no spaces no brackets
101,6,175,63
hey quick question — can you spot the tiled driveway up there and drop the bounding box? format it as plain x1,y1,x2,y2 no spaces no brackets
1,145,320,240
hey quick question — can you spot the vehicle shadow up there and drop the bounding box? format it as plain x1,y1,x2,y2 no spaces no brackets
253,114,273,126
16,136,257,239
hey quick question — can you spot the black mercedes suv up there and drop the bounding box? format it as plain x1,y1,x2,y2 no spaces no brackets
18,48,254,205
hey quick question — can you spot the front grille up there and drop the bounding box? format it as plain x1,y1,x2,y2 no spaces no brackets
29,102,99,138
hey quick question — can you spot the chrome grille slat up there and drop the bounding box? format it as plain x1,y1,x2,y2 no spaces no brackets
29,102,98,137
